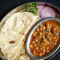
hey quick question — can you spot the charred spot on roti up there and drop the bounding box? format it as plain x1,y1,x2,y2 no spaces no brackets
0,21,5,28
10,53,11,54
4,53,7,57
22,20,26,26
19,32,25,35
0,48,1,50
0,49,4,56
2,32,4,34
20,53,24,56
3,21,5,25
21,33,24,35
0,48,2,53
21,19,24,23
7,29,9,31
20,19,26,26
9,41,15,44
3,43,5,46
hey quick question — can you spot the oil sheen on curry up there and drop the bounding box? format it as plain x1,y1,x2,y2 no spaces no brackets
30,20,60,57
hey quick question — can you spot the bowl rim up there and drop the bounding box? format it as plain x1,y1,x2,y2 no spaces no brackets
26,17,60,59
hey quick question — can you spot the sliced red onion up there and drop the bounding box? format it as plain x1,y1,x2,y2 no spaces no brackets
38,3,45,16
40,7,56,18
39,2,45,6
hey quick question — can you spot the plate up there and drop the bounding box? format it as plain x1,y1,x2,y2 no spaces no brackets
0,2,60,60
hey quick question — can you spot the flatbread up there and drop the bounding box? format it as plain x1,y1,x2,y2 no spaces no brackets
0,21,7,60
19,54,30,60
14,45,26,60
13,14,40,60
0,12,40,60
0,52,7,60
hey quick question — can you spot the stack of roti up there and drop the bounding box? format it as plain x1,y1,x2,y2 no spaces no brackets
0,12,40,60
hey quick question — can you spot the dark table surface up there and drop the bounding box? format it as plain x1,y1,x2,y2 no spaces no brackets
0,0,60,60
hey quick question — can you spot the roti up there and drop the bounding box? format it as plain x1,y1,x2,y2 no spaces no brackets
0,12,40,60
0,21,7,60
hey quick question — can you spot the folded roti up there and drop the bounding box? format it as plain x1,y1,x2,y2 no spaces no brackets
0,21,7,60
0,12,40,60
12,13,40,60
19,54,30,60
0,19,23,60
0,51,7,60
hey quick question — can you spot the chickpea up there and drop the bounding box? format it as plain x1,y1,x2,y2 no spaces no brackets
37,49,39,52
42,46,45,49
47,26,49,29
47,23,49,26
43,52,45,54
50,46,52,48
47,25,51,30
55,40,57,42
30,44,33,48
32,41,35,44
37,28,39,31
55,28,57,30
38,36,39,38
43,36,45,39
47,35,49,38
34,44,37,47
33,51,35,54
54,43,57,45
46,41,49,44
36,47,39,50
35,31,38,34
49,38,51,41
47,47,49,50
40,24,43,27
33,52,36,56
49,25,51,27
44,43,47,46
39,36,42,38
36,53,38,56
48,32,51,35
36,32,38,34
40,28,43,30
47,50,49,53
43,49,46,52
40,48,43,50
56,25,58,28
57,37,59,40
43,26,46,29
35,39,38,42
43,39,46,42
34,54,36,56
39,32,42,35
43,30,45,33
53,24,55,26
56,33,59,35
33,33,36,36
39,53,42,56
54,36,56,39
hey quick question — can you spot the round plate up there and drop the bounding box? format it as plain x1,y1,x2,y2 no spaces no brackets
0,2,60,60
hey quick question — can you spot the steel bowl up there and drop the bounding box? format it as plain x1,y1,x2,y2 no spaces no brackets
26,17,60,60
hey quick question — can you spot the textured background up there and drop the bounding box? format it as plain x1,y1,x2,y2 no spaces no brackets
0,0,60,60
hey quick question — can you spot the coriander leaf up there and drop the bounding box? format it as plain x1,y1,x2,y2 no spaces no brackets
25,2,39,15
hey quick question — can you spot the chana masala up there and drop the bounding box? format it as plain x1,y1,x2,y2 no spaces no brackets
30,20,60,57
